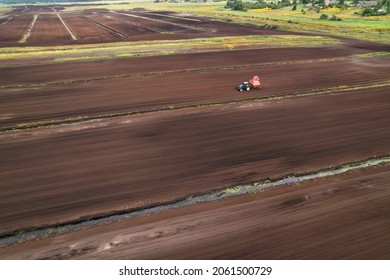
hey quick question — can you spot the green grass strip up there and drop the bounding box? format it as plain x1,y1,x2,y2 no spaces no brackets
0,35,339,62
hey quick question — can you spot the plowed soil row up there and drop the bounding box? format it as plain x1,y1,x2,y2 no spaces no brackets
0,16,14,26
1,165,389,259
61,14,117,42
107,12,175,34
108,12,181,34
0,14,33,43
78,15,126,39
28,14,71,44
94,13,158,36
119,10,295,38
115,11,202,33
146,11,203,23
0,9,298,46
5,7,28,16
0,89,389,236
0,46,356,85
0,55,388,129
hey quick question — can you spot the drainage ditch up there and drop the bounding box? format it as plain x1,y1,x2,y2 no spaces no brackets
0,156,388,246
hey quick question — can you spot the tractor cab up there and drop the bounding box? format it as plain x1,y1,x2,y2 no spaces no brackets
236,82,251,92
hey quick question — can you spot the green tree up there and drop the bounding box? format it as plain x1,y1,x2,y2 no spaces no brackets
362,8,376,16
233,0,247,11
377,0,390,11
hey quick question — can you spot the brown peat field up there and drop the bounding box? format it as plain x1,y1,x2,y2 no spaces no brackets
0,1,389,259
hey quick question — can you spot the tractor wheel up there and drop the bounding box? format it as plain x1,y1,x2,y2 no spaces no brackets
246,87,250,91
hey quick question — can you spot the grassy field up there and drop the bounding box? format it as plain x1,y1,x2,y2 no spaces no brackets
0,35,339,64
63,1,389,44
0,1,388,63
0,4,11,15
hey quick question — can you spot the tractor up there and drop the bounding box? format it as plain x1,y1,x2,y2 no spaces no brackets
236,75,261,92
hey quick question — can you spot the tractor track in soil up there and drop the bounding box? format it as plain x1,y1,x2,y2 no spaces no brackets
1,81,389,132
0,56,373,90
1,54,388,130
78,15,127,39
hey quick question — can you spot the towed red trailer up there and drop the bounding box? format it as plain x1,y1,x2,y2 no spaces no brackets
236,75,261,92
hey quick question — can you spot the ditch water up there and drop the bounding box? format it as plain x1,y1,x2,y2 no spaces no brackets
0,156,388,246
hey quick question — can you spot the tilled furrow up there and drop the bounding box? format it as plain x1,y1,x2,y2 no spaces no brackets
1,81,389,132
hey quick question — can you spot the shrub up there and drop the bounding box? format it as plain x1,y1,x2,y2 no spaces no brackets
320,13,329,19
329,15,343,21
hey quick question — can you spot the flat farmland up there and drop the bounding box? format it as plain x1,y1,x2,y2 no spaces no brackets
1,88,389,235
0,15,13,25
0,6,294,46
0,46,358,86
83,12,157,36
1,165,389,259
0,14,33,45
108,11,192,35
60,13,117,42
0,4,389,260
114,10,204,34
1,53,389,129
143,10,206,22
27,13,72,45
4,7,29,15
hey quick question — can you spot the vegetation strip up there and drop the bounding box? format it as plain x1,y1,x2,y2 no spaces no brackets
18,14,38,44
0,35,338,62
0,155,388,246
56,13,77,41
1,81,389,132
1,54,379,90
